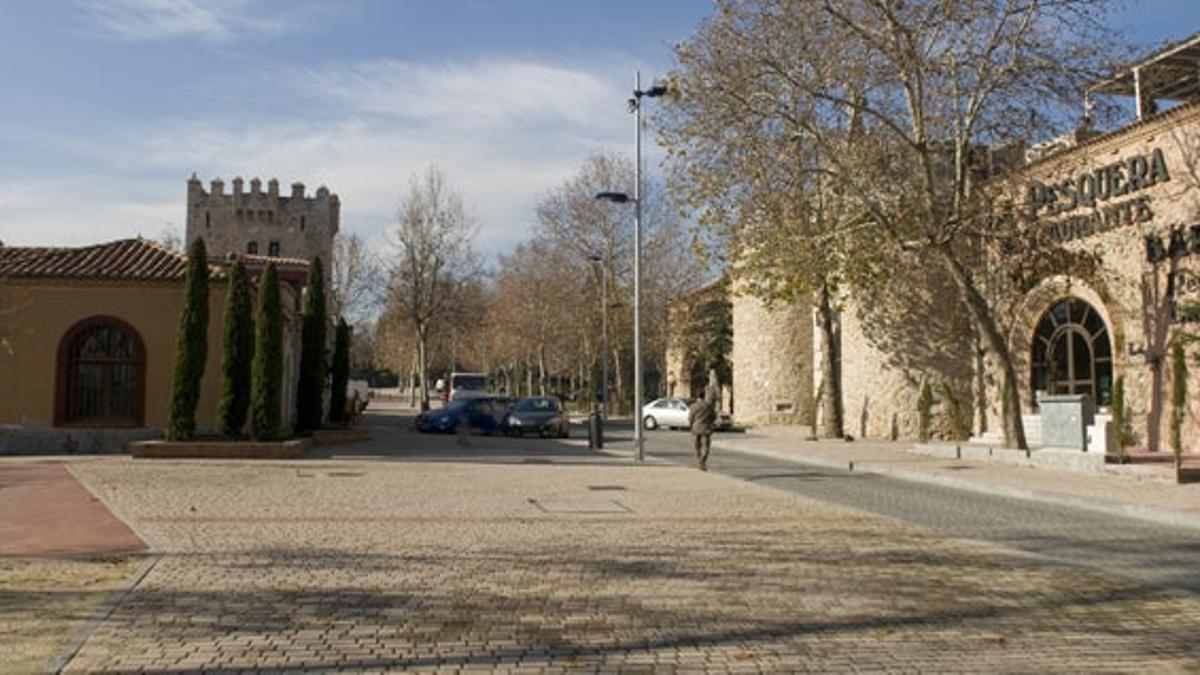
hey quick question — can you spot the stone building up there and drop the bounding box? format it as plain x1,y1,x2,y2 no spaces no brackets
721,33,1200,453
186,175,339,275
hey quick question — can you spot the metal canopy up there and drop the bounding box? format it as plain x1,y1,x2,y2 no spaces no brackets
1088,32,1200,119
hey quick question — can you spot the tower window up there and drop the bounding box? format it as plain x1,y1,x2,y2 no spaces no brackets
300,216,306,231
247,241,258,255
205,211,210,229
268,241,280,257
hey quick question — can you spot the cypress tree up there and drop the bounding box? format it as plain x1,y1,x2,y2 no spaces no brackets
295,257,327,432
166,238,210,440
1111,375,1127,462
251,264,284,441
216,260,254,437
328,318,351,424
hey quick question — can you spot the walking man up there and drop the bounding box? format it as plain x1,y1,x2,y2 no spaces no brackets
688,389,716,471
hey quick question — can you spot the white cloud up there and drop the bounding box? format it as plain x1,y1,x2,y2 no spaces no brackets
76,0,290,41
0,177,180,246
302,59,625,130
1,56,662,258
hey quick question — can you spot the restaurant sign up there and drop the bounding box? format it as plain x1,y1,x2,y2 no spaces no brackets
1025,147,1170,245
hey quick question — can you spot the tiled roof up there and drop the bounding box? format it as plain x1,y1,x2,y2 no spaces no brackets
0,238,224,281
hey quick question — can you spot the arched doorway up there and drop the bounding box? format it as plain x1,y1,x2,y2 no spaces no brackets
1030,298,1113,408
55,317,146,427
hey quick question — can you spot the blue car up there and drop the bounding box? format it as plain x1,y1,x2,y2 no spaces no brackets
416,396,512,434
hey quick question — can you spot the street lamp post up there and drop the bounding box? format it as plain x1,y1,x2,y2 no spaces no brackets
595,70,666,464
588,254,609,421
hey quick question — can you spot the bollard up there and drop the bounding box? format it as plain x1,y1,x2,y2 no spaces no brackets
588,412,604,449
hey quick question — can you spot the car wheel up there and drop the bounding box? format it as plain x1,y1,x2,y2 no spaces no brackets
643,415,658,430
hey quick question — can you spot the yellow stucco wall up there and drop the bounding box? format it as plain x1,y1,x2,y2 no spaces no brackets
0,279,227,431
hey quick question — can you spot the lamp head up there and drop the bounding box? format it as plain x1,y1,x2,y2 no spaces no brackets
595,191,631,204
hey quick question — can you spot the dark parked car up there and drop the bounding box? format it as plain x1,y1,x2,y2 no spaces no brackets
416,396,512,434
502,396,570,438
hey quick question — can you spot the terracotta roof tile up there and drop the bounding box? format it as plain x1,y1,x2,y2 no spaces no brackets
0,238,224,281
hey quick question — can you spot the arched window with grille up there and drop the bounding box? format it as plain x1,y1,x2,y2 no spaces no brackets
55,317,145,427
1030,298,1113,408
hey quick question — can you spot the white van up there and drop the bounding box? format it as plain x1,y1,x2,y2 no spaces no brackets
447,372,489,401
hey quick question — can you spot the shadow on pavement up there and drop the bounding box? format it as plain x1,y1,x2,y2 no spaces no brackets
50,540,1200,672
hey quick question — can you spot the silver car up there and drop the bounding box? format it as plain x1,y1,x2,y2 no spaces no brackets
640,397,730,431
642,397,733,431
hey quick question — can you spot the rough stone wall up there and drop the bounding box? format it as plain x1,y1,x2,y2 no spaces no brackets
186,176,339,272
731,292,813,426
838,299,921,440
837,260,976,442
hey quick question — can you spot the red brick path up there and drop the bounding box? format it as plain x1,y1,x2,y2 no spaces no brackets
0,464,145,557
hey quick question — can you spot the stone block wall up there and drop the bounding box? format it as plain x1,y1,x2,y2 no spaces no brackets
731,293,813,426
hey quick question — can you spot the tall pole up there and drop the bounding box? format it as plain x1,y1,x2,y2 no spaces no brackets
633,69,645,463
601,263,609,421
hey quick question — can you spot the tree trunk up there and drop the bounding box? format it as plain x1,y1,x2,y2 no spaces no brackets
416,325,430,412
940,250,1027,450
816,282,844,438
612,348,623,416
538,346,547,396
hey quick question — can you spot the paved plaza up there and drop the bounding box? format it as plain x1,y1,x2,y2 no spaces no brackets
46,411,1200,672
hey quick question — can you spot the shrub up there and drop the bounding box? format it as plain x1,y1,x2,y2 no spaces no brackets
166,238,210,440
940,382,970,441
917,380,934,442
216,260,254,437
295,257,327,432
251,264,283,441
328,318,351,423
1111,375,1127,461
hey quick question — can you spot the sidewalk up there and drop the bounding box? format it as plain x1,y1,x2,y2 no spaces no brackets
713,427,1200,530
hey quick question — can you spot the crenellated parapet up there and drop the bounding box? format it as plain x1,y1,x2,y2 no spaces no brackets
185,174,339,274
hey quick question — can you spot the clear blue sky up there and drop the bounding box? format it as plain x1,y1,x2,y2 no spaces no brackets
0,0,1196,251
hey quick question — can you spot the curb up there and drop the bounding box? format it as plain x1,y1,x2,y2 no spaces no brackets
713,439,1200,532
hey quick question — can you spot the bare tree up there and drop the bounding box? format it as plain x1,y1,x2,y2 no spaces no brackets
660,0,1121,449
156,225,183,252
330,232,383,323
535,152,692,412
386,166,480,410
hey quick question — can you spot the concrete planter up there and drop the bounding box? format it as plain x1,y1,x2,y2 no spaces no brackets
132,438,310,459
1,425,160,455
310,427,371,446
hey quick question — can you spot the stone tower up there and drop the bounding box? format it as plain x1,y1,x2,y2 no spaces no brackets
185,174,339,270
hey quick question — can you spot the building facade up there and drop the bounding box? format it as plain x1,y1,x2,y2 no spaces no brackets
0,238,307,452
724,34,1200,453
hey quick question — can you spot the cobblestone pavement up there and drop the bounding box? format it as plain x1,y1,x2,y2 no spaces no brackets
644,433,1200,596
63,417,1200,672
